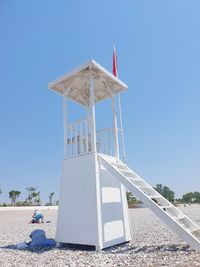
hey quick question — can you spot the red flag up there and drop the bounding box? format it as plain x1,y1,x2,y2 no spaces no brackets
112,46,118,77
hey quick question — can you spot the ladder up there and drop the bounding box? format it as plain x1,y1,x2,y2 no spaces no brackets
99,154,200,251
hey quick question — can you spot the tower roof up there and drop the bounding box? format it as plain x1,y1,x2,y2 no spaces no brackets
48,60,128,107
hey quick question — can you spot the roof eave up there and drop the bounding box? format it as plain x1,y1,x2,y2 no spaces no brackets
48,59,128,91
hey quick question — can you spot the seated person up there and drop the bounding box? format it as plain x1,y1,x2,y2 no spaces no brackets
30,209,44,223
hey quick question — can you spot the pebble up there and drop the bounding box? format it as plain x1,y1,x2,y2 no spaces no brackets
0,205,200,266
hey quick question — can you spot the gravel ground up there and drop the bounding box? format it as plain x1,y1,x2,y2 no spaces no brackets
0,205,200,267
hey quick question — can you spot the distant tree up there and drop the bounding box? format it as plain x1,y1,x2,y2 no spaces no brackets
182,192,200,204
154,184,162,194
35,191,41,206
26,187,41,205
182,192,194,203
9,190,21,205
162,186,175,202
193,192,200,203
49,192,55,205
175,198,182,204
154,184,175,203
26,187,37,205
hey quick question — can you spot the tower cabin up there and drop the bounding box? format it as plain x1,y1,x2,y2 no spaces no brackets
49,60,200,251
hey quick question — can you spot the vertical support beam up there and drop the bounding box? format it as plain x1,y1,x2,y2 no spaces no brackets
63,89,67,159
89,72,103,248
112,94,119,159
89,72,97,153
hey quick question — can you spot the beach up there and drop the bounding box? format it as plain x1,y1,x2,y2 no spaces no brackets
0,205,200,267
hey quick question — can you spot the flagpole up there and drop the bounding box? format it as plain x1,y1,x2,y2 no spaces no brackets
113,45,126,162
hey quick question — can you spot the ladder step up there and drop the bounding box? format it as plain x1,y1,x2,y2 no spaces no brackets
139,186,158,195
176,215,186,220
158,207,173,211
139,186,152,190
158,207,184,219
151,195,163,199
160,205,173,210
190,228,200,234
116,166,128,171
129,177,143,182
120,170,133,174
111,164,127,170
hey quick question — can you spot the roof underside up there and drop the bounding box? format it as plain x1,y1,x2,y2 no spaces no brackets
48,60,128,107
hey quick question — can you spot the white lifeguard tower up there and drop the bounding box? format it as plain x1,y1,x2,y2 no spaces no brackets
49,60,200,251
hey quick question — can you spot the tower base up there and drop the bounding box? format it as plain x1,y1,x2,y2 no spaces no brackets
56,153,131,249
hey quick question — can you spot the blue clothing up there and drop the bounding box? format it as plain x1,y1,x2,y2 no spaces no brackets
29,229,56,247
32,212,44,223
35,214,43,221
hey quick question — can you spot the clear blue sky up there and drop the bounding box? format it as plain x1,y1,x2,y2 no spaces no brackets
0,1,200,203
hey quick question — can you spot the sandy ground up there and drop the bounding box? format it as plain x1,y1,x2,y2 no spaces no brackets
0,205,200,267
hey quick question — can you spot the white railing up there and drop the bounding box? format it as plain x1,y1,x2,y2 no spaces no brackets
66,117,91,158
65,118,122,159
96,127,114,156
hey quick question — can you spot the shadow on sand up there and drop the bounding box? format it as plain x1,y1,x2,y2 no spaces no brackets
1,242,193,254
1,244,56,254
0,242,96,254
106,243,193,254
